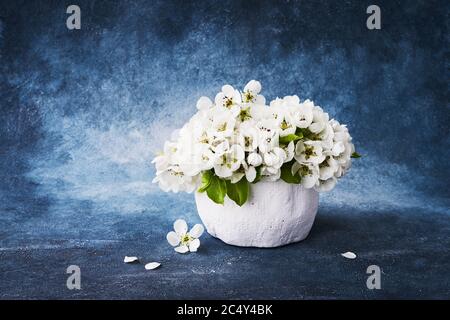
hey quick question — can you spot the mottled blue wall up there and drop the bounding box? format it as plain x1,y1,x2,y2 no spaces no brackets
0,0,449,229
0,0,449,299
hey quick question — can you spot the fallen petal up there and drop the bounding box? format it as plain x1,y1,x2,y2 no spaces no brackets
124,256,139,263
341,251,357,259
145,262,161,270
174,245,189,254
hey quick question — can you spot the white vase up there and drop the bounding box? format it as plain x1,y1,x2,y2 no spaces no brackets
195,181,319,248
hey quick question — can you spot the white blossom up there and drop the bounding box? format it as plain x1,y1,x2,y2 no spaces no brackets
167,219,204,253
152,81,356,196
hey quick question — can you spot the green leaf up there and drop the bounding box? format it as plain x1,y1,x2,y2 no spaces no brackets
252,166,262,184
351,152,362,159
206,175,227,205
226,178,249,206
198,170,213,193
280,161,302,184
279,133,303,145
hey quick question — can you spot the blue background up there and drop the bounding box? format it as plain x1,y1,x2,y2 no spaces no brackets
0,0,449,298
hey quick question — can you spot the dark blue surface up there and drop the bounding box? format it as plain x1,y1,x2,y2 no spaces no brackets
0,0,449,299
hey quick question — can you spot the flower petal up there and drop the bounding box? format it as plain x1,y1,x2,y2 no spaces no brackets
189,224,205,239
145,262,161,270
174,219,188,236
189,239,201,252
174,245,189,254
123,256,139,263
245,166,256,182
196,96,212,110
222,84,235,97
166,231,180,247
341,251,357,259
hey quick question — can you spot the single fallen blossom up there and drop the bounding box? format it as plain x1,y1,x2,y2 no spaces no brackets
341,251,357,259
124,256,139,263
166,219,204,253
145,262,161,270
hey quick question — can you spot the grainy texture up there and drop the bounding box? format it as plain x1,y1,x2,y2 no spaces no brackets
196,182,319,247
0,0,449,299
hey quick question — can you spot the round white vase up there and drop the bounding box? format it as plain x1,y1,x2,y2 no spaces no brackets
195,181,319,248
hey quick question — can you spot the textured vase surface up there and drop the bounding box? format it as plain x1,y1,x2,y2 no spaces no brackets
195,181,319,247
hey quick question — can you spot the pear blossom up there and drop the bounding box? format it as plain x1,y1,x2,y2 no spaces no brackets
277,110,297,137
152,165,199,193
309,107,329,133
242,80,266,105
215,85,242,116
238,123,259,152
294,140,326,165
214,144,245,178
179,143,216,176
167,219,204,253
152,80,357,204
282,141,295,162
292,162,320,188
315,176,337,192
318,156,339,180
292,99,314,128
210,112,236,139
196,96,213,111
247,152,263,167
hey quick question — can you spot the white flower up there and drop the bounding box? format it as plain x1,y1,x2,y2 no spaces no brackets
315,177,337,192
214,144,245,178
282,141,295,162
242,80,266,105
152,165,199,193
331,141,346,157
292,99,314,128
331,120,351,143
166,219,204,253
247,152,263,167
318,156,339,180
196,96,213,111
257,119,279,153
292,162,319,189
316,123,334,150
210,138,230,156
238,123,259,152
309,107,329,133
179,143,216,176
209,112,236,139
261,166,281,181
215,84,242,116
276,110,296,137
335,140,354,165
294,140,326,165
152,81,355,197
152,141,178,173
263,147,286,169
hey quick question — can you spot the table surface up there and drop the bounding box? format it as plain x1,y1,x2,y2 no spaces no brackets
1,172,449,299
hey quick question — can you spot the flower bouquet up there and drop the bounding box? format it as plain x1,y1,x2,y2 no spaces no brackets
153,81,359,247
